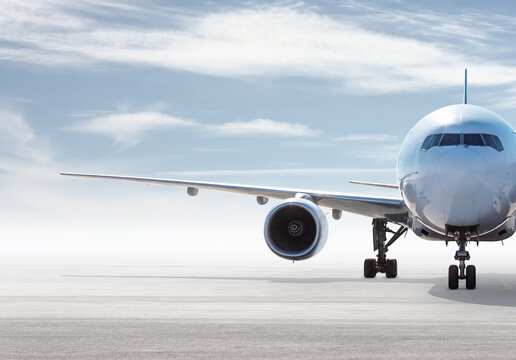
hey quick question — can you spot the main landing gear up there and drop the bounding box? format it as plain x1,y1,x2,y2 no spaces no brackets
448,231,476,290
364,219,407,279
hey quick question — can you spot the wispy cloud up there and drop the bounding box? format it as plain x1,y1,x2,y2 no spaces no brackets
0,110,51,166
159,167,394,178
280,140,332,148
209,118,319,137
0,109,63,212
65,111,198,146
339,2,511,45
485,88,516,110
335,133,398,142
3,2,516,93
65,111,320,146
194,147,235,153
353,144,401,161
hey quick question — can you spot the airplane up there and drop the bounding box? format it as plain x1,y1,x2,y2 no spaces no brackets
61,70,516,290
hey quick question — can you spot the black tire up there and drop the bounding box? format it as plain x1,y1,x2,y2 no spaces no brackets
385,259,398,278
448,265,459,290
364,258,377,278
466,265,476,290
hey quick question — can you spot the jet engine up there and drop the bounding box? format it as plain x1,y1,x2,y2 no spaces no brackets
264,196,328,260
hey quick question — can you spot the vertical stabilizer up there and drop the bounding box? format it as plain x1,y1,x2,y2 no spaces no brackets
464,68,468,104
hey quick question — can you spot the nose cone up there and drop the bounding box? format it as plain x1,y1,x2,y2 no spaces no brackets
438,148,486,198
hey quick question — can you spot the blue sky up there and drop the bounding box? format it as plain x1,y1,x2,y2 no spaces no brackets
2,0,516,265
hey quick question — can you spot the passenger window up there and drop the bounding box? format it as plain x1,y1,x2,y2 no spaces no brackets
421,135,432,151
427,134,442,150
464,134,484,146
493,135,504,151
440,134,460,146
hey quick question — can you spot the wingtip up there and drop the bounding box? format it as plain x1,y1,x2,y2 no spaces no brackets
60,172,85,177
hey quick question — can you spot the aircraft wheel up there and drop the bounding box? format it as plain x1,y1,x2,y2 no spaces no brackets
448,265,459,290
364,258,377,278
466,265,476,289
386,259,398,278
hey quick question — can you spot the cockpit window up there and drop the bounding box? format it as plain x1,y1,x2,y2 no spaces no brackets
440,134,461,146
492,135,504,151
464,134,484,146
482,134,496,149
482,134,504,151
421,133,504,152
427,134,442,150
421,135,432,151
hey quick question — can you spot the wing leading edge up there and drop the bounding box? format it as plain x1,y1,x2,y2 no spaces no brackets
60,173,409,224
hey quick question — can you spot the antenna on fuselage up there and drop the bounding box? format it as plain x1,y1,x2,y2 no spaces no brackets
464,68,468,104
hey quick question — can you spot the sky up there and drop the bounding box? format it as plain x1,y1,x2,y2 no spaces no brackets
2,0,516,268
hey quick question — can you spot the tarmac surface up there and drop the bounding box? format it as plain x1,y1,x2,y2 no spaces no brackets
2,264,516,359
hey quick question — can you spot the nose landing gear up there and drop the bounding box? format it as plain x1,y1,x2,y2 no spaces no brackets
448,231,476,290
364,219,407,279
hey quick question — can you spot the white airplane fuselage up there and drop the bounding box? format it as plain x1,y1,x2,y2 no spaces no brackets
397,104,516,242
61,83,512,288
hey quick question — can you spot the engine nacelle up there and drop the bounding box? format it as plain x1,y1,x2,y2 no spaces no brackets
264,197,328,260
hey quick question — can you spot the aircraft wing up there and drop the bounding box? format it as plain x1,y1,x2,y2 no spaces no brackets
60,173,409,224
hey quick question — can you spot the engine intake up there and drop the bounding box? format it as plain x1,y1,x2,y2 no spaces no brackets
264,197,328,260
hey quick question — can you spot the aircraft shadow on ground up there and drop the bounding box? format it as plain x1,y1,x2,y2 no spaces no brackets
426,273,516,307
63,273,516,307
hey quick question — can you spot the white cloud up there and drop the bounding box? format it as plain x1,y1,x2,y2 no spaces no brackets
335,134,398,142
209,118,318,137
65,112,319,146
65,111,198,146
2,2,516,93
485,88,516,110
0,110,51,166
353,144,401,161
194,147,235,153
340,2,508,44
280,140,332,148
0,109,66,214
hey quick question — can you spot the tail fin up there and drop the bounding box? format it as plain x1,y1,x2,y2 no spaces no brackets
464,68,468,104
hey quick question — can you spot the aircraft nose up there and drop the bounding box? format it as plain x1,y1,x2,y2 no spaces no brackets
438,148,486,198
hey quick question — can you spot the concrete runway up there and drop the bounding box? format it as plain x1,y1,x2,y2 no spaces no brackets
2,264,516,359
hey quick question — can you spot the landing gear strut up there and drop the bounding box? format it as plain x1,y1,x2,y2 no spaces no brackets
448,231,476,290
364,219,407,279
